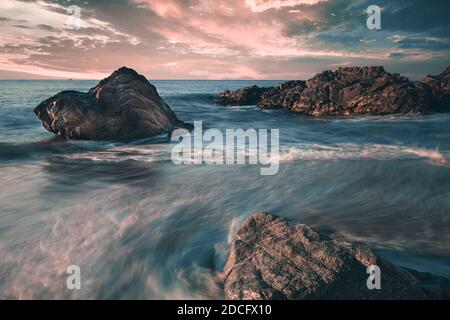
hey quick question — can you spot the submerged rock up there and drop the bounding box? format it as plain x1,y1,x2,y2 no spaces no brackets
221,212,450,299
216,66,450,116
34,67,191,140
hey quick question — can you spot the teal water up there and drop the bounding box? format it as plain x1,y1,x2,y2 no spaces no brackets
0,80,449,299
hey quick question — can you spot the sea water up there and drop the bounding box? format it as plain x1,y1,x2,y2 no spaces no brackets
0,80,449,299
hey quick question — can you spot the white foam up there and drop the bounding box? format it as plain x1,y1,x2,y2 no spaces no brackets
227,216,242,244
64,144,172,162
63,143,449,166
403,148,447,164
276,144,449,165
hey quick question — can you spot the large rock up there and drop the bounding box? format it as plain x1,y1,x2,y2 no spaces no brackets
34,67,190,140
221,212,450,299
216,66,450,116
291,66,432,116
258,80,306,109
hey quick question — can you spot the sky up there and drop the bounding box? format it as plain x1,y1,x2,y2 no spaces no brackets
0,0,449,80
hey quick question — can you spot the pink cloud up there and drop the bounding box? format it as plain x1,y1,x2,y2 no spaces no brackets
0,0,444,80
244,0,328,13
137,0,341,59
137,0,185,18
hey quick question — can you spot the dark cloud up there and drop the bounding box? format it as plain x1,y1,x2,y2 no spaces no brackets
37,24,56,31
391,37,450,51
286,1,449,47
378,0,450,34
389,52,418,60
13,24,32,29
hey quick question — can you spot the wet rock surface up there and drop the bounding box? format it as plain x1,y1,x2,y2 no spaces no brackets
34,67,190,140
420,67,450,112
215,85,270,106
216,66,450,116
258,80,307,109
221,212,450,299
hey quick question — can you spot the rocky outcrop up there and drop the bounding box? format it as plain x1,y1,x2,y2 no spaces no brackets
216,66,450,116
215,81,307,109
34,67,191,140
222,212,450,300
292,66,433,116
258,80,307,109
215,85,270,106
420,67,450,112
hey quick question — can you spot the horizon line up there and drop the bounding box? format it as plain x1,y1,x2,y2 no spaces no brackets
0,78,296,81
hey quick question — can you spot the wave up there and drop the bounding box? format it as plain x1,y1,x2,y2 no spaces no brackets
402,148,447,164
60,142,449,167
277,144,449,165
62,144,172,163
312,112,450,122
0,133,170,162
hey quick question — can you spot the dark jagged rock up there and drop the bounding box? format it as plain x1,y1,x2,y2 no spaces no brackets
216,66,450,116
215,85,270,106
291,66,433,116
258,80,306,109
221,212,450,300
34,67,191,140
214,81,306,109
420,67,450,112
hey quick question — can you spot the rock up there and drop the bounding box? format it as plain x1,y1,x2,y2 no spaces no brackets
221,212,450,300
258,80,306,109
216,66,450,116
291,66,432,116
215,81,306,109
34,67,191,140
215,85,270,106
420,67,450,112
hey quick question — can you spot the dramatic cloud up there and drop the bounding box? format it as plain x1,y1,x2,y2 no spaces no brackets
244,0,328,13
0,0,448,79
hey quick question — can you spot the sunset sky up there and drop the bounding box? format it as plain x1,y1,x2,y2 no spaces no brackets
0,0,449,80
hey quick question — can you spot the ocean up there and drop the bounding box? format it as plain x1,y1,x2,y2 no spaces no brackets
0,80,449,299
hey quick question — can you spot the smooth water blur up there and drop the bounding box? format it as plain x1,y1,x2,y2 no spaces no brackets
0,80,449,299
